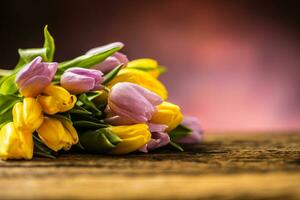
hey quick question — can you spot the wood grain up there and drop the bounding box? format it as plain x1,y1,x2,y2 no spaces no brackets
0,133,299,200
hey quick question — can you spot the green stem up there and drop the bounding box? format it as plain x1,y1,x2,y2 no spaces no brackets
0,69,13,76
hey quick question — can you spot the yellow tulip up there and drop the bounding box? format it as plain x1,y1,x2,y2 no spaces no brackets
108,124,151,154
150,101,183,132
0,122,33,160
37,84,77,115
107,68,168,100
12,97,44,132
127,58,160,78
36,117,79,152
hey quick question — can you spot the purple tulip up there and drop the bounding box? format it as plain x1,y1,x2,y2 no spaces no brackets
105,82,163,125
92,52,128,74
15,56,57,97
86,42,128,74
60,68,104,94
176,116,203,144
139,123,170,153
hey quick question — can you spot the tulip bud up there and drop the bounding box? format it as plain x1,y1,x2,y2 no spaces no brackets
139,123,170,153
36,117,78,152
92,52,128,74
107,124,151,154
37,84,77,115
175,116,203,144
127,58,160,78
0,122,33,160
60,67,104,94
105,82,163,125
13,97,44,132
150,102,183,132
15,56,57,97
107,68,168,100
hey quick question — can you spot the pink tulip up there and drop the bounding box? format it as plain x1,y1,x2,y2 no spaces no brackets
15,56,57,97
60,67,104,94
92,52,128,73
139,123,170,153
176,116,203,144
105,82,162,125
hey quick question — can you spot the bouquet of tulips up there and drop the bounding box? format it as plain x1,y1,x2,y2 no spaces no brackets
0,26,203,160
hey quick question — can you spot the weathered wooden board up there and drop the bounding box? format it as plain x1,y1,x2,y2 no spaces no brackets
0,133,299,200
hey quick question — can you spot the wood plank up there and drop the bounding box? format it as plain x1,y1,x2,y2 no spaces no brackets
0,133,299,199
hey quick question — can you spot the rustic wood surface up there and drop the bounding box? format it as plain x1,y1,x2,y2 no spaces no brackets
0,133,299,200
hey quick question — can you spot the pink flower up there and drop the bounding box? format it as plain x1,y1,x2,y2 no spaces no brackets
139,123,170,153
92,52,128,73
15,56,57,97
176,116,203,144
60,68,103,94
105,82,162,125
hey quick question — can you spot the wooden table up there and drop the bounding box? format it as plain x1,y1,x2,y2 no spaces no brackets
0,133,299,200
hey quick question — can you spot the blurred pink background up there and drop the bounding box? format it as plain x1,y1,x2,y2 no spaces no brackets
1,0,300,132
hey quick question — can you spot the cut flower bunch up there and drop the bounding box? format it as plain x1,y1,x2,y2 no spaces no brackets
0,26,203,160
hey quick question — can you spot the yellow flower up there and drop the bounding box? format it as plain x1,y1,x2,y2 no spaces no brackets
127,58,160,78
150,102,183,132
0,122,33,160
12,97,44,132
36,117,79,152
107,68,168,100
37,84,77,115
107,124,151,154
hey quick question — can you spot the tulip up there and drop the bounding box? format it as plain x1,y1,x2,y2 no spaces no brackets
107,68,168,100
139,123,170,153
127,58,160,78
60,67,104,94
105,82,163,125
175,116,203,144
37,84,76,115
36,117,78,152
12,97,44,132
150,101,183,132
92,52,128,74
0,122,33,160
107,124,151,154
15,56,57,97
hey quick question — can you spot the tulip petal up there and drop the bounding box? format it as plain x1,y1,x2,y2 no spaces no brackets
139,131,170,153
15,56,58,97
176,116,203,144
19,75,51,97
60,68,104,94
108,82,162,124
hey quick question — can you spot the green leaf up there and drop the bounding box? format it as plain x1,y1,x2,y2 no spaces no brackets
0,110,13,129
79,128,122,153
169,124,192,141
51,113,71,121
73,121,108,129
33,134,56,159
0,69,13,76
0,94,21,115
169,141,184,152
78,93,102,116
102,65,123,85
86,91,102,101
18,48,48,63
43,25,55,61
157,66,167,74
69,107,93,115
0,73,18,95
0,95,21,127
58,44,123,73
